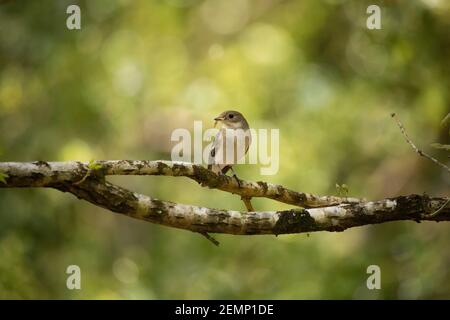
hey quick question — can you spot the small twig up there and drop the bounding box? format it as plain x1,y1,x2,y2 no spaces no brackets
391,113,450,173
429,198,450,217
199,232,220,246
241,196,255,211
73,161,105,185
73,169,92,185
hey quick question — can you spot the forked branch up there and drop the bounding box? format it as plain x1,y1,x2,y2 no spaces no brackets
0,161,448,242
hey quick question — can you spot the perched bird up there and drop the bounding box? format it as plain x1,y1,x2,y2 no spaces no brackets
208,110,252,182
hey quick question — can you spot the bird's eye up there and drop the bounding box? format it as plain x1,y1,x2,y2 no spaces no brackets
228,114,234,119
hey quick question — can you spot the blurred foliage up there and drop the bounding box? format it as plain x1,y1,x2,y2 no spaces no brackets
0,0,449,299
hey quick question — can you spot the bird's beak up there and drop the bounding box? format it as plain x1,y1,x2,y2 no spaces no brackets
214,116,225,127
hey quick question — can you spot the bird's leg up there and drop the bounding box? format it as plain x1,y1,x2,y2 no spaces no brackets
229,167,242,188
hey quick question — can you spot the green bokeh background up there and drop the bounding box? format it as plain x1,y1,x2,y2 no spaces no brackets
0,0,449,299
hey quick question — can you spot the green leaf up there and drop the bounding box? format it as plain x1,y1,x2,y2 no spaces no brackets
88,160,103,171
430,143,450,151
0,172,9,184
335,183,349,196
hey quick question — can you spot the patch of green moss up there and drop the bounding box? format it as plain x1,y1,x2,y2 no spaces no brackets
273,209,317,235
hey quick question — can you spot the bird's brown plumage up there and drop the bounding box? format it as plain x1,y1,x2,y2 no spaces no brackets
208,111,251,175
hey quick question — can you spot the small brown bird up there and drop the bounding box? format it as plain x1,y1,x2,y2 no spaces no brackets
208,110,252,182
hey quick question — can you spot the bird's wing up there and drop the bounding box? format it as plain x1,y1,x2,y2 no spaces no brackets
208,129,223,168
208,128,252,172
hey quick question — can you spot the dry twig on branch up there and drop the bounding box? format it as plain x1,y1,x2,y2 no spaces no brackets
391,113,450,173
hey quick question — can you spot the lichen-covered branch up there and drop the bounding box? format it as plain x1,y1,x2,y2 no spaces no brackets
57,182,450,235
0,160,361,208
0,161,449,237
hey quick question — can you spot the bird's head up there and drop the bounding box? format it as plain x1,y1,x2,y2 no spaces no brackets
214,110,249,129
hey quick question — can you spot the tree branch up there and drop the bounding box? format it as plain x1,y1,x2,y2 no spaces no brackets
391,113,450,173
0,161,449,238
0,160,362,208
